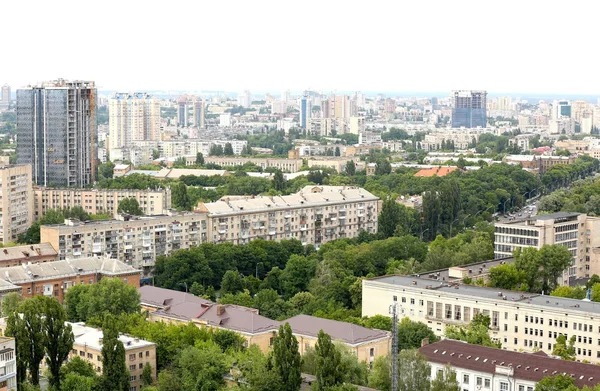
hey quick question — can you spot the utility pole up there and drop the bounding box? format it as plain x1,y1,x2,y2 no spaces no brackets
390,295,399,391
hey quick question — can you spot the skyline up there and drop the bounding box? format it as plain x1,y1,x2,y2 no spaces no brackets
3,0,600,94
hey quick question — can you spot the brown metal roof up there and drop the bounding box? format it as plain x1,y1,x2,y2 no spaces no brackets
284,314,390,345
419,339,600,388
138,285,212,309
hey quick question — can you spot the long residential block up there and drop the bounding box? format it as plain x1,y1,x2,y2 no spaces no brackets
33,187,172,220
197,186,378,247
0,164,33,244
363,275,600,364
40,186,378,271
40,212,209,273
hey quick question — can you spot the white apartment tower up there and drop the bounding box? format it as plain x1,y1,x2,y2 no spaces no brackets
109,93,160,152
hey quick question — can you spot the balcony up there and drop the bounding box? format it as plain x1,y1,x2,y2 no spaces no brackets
300,224,308,231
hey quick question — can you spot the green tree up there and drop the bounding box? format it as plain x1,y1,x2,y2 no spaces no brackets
378,198,402,239
117,197,144,216
6,297,45,386
61,372,97,391
375,159,392,175
397,317,439,351
172,182,192,211
445,314,501,348
176,345,227,391
280,254,318,299
534,374,576,391
65,278,140,322
1,292,21,316
224,142,235,156
195,152,205,165
552,334,576,360
314,330,343,390
335,147,341,157
430,364,460,391
64,205,90,221
345,160,356,176
19,208,65,244
221,270,244,295
152,149,160,160
397,349,431,391
98,161,115,180
487,264,527,290
270,323,302,391
60,356,97,379
100,314,130,391
210,144,224,156
42,296,74,390
273,170,286,192
213,329,246,352
142,362,154,387
539,244,572,292
367,355,391,391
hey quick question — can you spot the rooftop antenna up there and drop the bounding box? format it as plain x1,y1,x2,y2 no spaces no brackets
389,295,399,391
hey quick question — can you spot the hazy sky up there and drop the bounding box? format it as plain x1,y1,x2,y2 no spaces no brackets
3,0,599,95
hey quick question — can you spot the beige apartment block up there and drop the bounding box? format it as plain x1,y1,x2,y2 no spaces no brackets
69,322,156,391
203,157,303,173
40,212,209,273
33,187,171,220
363,275,600,364
307,158,354,173
197,186,378,248
109,93,161,152
494,212,600,283
0,165,33,244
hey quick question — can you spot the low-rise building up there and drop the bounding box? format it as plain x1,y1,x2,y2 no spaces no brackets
0,243,57,268
203,157,303,173
0,257,140,303
362,274,600,363
420,339,600,391
40,212,209,272
33,187,172,219
286,314,390,363
307,158,354,173
494,212,600,283
69,322,156,391
502,154,576,174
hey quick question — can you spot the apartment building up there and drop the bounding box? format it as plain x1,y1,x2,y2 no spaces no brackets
503,155,576,174
196,186,379,248
494,212,600,283
420,339,600,391
307,158,355,173
363,275,600,363
0,257,140,303
69,323,156,391
33,187,171,219
0,337,16,390
0,165,33,244
306,118,335,137
108,93,160,155
40,212,209,272
17,79,97,187
203,157,303,173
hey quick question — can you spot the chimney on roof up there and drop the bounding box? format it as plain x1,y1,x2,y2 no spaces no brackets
421,338,429,347
216,305,225,316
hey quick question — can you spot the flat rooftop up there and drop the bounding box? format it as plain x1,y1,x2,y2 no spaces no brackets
531,211,580,221
366,274,600,316
70,322,154,351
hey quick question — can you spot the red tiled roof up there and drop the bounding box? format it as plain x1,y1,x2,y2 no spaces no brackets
419,340,600,388
414,166,457,177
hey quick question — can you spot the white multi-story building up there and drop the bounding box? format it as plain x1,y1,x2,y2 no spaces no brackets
494,212,600,283
363,274,600,363
108,93,160,154
0,337,16,390
33,187,171,220
420,339,600,391
306,118,335,137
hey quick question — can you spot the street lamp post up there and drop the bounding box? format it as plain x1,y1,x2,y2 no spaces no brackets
179,282,188,293
503,199,510,215
449,218,459,236
420,228,430,241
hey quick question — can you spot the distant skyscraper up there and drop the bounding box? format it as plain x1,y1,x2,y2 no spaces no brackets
193,99,205,128
1,84,10,104
237,90,252,108
552,100,572,120
109,92,160,152
17,79,97,187
177,98,189,127
300,96,310,129
451,90,487,128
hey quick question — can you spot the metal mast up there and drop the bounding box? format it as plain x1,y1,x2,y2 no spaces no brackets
390,295,399,391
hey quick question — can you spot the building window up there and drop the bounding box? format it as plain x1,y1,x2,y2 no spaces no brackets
129,364,136,371
500,382,508,391
370,348,374,357
463,374,469,384
129,354,136,361
80,351,85,357
139,363,143,369
146,351,150,357
97,355,101,361
485,378,491,388
139,352,143,358
476,377,482,386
